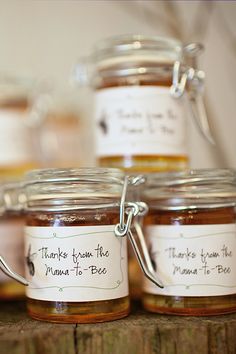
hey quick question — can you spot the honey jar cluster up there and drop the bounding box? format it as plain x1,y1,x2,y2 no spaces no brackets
1,167,236,322
0,35,235,324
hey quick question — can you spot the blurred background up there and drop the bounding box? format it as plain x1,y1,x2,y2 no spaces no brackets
0,0,235,176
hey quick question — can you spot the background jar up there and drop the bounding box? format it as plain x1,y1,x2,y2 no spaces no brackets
23,168,130,323
142,169,236,315
0,74,43,180
0,182,25,299
34,86,92,169
79,35,209,173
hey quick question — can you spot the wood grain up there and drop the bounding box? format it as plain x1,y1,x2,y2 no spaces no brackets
0,301,235,354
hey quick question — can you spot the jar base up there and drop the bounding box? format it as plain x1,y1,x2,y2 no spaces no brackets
98,155,188,173
27,296,130,323
143,293,236,316
0,281,25,300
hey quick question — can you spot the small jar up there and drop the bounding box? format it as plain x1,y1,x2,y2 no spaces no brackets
0,182,25,299
36,87,90,168
23,168,133,323
0,75,41,179
80,35,209,172
142,169,236,315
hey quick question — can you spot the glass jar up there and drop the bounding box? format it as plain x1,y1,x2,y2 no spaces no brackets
0,74,42,180
78,35,212,172
0,182,25,299
23,168,151,323
142,169,236,315
36,86,91,168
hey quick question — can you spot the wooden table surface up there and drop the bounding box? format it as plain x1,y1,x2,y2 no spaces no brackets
0,301,235,354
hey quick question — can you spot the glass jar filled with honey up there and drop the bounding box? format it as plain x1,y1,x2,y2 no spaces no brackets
0,181,26,299
35,86,91,168
77,35,213,173
0,74,43,180
142,169,236,315
22,168,158,323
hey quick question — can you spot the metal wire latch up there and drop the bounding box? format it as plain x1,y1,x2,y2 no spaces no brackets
0,255,28,286
114,176,163,288
170,43,215,145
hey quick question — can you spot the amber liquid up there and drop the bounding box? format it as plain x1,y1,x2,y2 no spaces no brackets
0,281,25,300
143,207,236,315
99,155,187,173
0,162,37,180
96,67,188,173
26,209,130,323
96,71,189,298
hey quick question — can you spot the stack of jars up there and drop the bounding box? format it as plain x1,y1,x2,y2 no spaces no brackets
82,34,215,300
0,35,235,324
0,167,160,322
0,167,236,322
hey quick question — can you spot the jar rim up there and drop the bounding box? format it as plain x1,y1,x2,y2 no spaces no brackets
25,167,124,185
143,169,236,210
94,34,182,55
23,168,126,211
0,181,24,215
145,169,236,187
92,34,183,69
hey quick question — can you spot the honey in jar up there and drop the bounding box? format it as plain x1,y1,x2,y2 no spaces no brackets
142,169,236,315
37,88,89,168
76,35,213,298
0,75,40,179
85,35,208,173
23,168,137,323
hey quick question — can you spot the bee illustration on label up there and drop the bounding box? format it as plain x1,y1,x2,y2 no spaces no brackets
26,245,37,276
98,111,108,135
148,244,157,272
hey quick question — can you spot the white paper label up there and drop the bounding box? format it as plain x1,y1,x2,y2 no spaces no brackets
0,110,33,165
144,224,236,296
0,220,25,283
95,86,187,157
25,225,128,302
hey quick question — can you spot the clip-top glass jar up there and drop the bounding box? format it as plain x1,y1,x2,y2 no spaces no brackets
24,168,129,322
77,35,212,172
142,169,236,315
22,168,159,323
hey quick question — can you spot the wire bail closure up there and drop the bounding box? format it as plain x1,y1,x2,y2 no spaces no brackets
170,61,195,98
115,176,163,289
0,255,28,286
0,183,28,286
170,43,215,145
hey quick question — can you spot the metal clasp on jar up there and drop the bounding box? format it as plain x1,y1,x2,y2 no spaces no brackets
0,182,29,286
114,176,163,288
170,42,215,145
0,256,28,286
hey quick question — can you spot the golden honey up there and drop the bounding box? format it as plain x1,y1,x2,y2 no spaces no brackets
142,169,236,315
24,168,130,323
91,35,196,173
